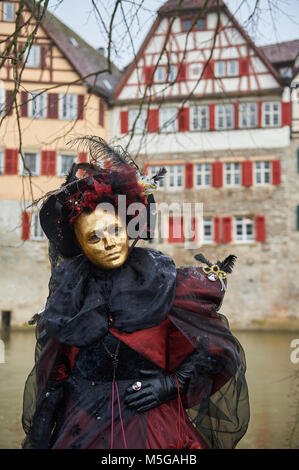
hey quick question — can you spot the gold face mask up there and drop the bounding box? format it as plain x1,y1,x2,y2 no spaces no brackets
74,207,129,269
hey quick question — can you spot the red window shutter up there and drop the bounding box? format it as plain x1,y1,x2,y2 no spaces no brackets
120,110,128,134
177,63,187,82
168,216,184,243
212,161,223,187
144,65,155,84
255,215,266,242
21,91,28,117
272,159,281,185
21,211,31,241
178,107,189,132
144,163,149,175
234,102,239,129
147,109,159,133
5,90,13,116
77,95,84,120
99,99,105,127
78,152,88,163
41,150,56,176
257,100,262,127
214,216,220,243
209,103,215,130
222,216,232,243
4,148,18,174
47,93,58,119
242,160,253,186
185,163,193,188
239,57,249,76
282,102,291,126
41,46,48,69
203,60,214,78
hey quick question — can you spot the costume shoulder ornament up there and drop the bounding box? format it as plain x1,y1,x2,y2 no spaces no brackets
194,253,237,291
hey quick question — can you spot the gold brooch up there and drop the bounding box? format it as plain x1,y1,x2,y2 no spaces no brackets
202,264,227,281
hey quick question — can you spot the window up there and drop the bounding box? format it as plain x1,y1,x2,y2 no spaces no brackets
194,163,211,187
59,94,77,120
0,88,5,116
21,153,40,176
26,45,40,68
58,154,77,176
215,104,234,129
168,165,184,189
189,63,203,80
0,150,4,174
190,106,209,131
195,18,206,30
228,60,238,76
262,102,281,127
31,212,46,241
148,166,165,189
254,161,271,185
279,67,292,78
128,109,147,134
182,17,205,31
29,92,47,119
167,65,177,82
182,19,193,31
239,103,257,128
234,216,254,243
215,61,225,77
203,217,213,243
160,108,177,133
3,2,14,21
224,162,241,186
155,66,166,83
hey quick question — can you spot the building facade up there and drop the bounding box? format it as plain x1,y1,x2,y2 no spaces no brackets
0,0,119,327
109,0,298,329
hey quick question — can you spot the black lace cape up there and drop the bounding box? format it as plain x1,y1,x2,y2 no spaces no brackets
22,247,249,449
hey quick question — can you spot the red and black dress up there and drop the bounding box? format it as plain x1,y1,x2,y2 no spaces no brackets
22,247,249,449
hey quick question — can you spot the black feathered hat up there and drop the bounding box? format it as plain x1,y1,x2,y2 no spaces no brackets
38,136,166,258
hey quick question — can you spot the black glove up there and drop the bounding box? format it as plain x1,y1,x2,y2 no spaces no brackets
125,348,208,413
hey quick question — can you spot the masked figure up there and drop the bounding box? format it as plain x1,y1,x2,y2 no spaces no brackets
22,137,249,449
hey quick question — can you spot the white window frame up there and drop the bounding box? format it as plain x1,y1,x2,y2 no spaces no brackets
20,152,40,176
202,217,214,244
3,2,14,21
160,107,177,133
262,102,281,127
234,216,254,243
190,106,209,131
155,66,166,83
30,211,46,241
26,45,40,68
0,150,4,174
194,163,211,188
58,154,77,177
224,162,241,187
215,61,226,77
29,92,47,119
0,87,5,117
59,93,77,120
189,63,203,80
239,103,257,128
254,161,271,186
215,104,234,130
228,60,239,76
128,109,147,134
148,165,165,190
167,165,184,190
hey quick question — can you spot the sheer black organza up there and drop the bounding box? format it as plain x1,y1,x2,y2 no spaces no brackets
22,247,249,449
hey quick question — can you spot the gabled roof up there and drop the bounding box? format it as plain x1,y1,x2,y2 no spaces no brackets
260,39,299,65
25,0,121,98
113,0,282,100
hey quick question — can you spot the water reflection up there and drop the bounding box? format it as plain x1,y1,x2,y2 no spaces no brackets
0,330,298,449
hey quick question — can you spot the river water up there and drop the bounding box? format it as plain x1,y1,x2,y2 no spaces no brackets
0,330,298,449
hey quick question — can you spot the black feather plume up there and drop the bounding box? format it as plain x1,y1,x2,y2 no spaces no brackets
194,253,213,267
217,254,237,273
152,167,167,183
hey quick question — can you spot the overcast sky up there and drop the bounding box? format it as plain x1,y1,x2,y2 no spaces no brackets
48,0,299,69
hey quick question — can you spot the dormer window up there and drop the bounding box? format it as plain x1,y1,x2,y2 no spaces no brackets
181,17,206,32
